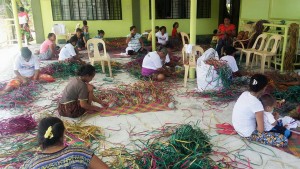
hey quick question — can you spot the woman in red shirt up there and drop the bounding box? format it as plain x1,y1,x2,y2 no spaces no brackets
216,17,236,56
171,22,179,38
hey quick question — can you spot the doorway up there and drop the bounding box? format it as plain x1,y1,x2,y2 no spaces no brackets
219,0,240,29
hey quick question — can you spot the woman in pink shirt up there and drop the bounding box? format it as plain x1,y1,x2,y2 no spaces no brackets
39,33,59,60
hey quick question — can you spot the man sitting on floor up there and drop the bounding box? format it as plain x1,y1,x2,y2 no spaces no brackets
0,47,54,96
141,47,170,81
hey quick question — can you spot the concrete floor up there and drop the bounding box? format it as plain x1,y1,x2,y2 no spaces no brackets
0,44,299,169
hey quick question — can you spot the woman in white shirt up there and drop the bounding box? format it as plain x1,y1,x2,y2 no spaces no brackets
141,47,168,81
232,74,288,147
125,26,146,55
156,26,168,46
0,47,54,96
59,36,85,64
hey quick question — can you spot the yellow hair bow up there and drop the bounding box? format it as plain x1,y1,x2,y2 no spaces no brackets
44,126,54,139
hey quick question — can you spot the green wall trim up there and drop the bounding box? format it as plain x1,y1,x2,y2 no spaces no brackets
31,0,45,43
132,0,141,31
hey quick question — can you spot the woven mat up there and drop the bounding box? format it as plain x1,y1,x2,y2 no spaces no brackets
277,128,300,157
100,103,172,117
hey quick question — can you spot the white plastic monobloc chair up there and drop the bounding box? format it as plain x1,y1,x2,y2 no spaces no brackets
87,39,112,78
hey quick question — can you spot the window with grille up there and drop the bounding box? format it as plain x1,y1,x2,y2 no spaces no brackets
149,0,211,19
51,0,122,21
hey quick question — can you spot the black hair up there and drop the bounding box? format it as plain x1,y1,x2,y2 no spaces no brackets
155,26,159,30
83,20,87,26
213,29,218,34
69,36,78,44
21,47,32,59
98,30,105,35
224,16,231,20
224,46,237,55
160,26,166,31
165,40,174,49
48,33,55,39
38,117,65,150
76,28,82,33
260,94,276,109
249,74,268,93
173,22,179,28
19,7,25,12
130,26,136,31
77,64,96,76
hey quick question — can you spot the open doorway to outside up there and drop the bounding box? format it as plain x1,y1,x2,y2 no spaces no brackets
0,0,35,47
218,0,240,30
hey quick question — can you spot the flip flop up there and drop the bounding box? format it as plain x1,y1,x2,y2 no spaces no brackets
216,129,237,135
216,123,235,130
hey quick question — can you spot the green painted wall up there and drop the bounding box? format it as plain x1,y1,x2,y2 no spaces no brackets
240,0,300,20
38,0,219,41
139,0,219,35
31,0,45,43
40,0,133,40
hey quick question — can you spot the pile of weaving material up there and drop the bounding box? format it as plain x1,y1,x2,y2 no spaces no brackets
105,38,127,51
96,81,174,107
123,57,144,79
189,76,249,106
205,58,233,89
0,81,43,109
100,124,221,168
40,61,122,79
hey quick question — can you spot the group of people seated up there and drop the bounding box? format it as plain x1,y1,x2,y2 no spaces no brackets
0,16,294,168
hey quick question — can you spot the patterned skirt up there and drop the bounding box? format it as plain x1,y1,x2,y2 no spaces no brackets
58,101,86,118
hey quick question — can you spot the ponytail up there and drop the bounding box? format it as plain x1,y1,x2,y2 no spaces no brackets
38,117,65,149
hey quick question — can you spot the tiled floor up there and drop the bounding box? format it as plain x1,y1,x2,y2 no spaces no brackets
0,44,299,168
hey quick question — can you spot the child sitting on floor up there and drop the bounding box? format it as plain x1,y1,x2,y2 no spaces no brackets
220,46,240,77
148,26,159,42
260,94,292,138
211,29,218,48
94,30,105,51
95,30,105,39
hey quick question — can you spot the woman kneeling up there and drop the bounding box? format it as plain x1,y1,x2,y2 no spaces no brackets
58,64,103,118
141,47,169,81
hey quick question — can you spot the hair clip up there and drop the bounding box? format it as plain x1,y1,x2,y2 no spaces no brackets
252,79,258,85
44,126,54,139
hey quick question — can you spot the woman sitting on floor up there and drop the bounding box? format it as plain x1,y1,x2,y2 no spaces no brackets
72,28,87,50
39,33,59,60
125,25,147,55
156,26,168,46
58,36,85,64
232,74,288,147
21,117,109,168
141,47,170,81
0,47,54,96
58,64,104,118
